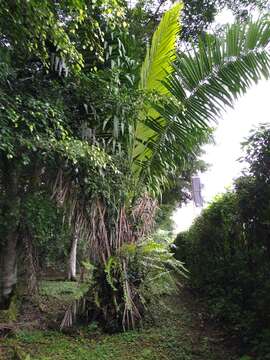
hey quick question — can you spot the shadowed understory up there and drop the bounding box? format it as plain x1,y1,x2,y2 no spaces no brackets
0,281,240,360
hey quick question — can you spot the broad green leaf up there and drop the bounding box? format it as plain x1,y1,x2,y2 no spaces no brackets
132,2,183,176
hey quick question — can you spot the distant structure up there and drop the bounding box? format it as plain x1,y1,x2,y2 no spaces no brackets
191,175,204,208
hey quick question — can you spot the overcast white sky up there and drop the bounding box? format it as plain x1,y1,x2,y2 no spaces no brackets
173,79,270,233
172,7,270,233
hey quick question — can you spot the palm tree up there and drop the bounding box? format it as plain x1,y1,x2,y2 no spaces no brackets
61,4,270,331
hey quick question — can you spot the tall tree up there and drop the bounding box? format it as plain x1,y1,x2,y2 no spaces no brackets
0,0,124,308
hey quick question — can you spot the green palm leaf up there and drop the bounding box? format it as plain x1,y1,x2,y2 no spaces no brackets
133,19,270,193
132,2,183,176
138,2,183,93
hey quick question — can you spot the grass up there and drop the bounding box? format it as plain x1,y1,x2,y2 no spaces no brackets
40,281,89,302
0,281,239,360
1,322,210,360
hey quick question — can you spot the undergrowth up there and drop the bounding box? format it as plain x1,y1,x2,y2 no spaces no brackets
0,281,239,360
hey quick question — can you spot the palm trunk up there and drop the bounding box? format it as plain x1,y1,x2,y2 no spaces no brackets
67,228,78,281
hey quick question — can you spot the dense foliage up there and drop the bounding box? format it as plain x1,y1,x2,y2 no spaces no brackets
174,124,270,357
1,0,270,335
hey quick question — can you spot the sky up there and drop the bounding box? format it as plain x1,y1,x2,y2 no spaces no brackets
173,79,270,233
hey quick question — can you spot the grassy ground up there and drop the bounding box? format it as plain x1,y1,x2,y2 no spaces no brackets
0,281,241,360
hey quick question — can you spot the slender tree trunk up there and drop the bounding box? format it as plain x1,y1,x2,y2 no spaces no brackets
67,227,78,281
22,228,38,297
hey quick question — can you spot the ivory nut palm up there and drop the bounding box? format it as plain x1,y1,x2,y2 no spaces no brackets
61,4,270,331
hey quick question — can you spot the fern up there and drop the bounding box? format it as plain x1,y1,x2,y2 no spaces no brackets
104,256,119,291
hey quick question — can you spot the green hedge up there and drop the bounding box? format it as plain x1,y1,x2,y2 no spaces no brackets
174,187,270,357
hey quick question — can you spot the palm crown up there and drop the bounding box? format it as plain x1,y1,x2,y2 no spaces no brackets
131,3,270,195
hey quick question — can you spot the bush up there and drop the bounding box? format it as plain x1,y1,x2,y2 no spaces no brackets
61,235,187,333
89,237,187,332
175,191,270,355
174,124,270,358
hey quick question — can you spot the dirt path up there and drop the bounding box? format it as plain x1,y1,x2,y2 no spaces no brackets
0,283,241,360
162,288,240,360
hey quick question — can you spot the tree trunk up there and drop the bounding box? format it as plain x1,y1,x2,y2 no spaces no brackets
22,228,38,297
67,228,78,281
0,231,19,309
0,160,20,309
22,160,41,297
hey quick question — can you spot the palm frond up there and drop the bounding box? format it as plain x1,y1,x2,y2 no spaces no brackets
134,19,270,193
132,2,183,175
138,2,183,93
